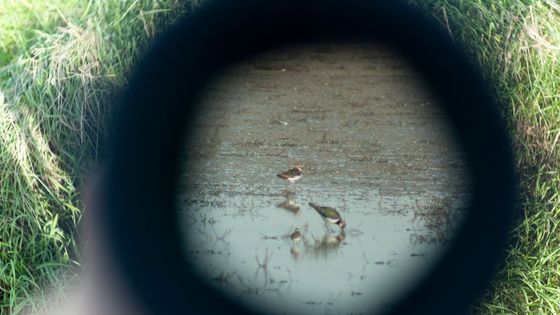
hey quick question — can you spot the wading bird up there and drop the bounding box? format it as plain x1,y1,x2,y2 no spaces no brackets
276,166,303,183
308,202,346,230
290,229,303,242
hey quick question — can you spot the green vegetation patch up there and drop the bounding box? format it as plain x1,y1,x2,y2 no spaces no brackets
413,1,560,314
0,0,195,313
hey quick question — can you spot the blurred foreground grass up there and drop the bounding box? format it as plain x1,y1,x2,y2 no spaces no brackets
0,0,194,313
414,1,560,313
0,0,559,314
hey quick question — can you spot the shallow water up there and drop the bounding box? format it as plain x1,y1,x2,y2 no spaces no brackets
176,42,470,314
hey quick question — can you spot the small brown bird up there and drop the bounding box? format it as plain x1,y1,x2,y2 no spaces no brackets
308,202,346,229
276,166,303,183
290,229,303,242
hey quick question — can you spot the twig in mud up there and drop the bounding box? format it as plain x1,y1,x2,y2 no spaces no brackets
210,270,237,287
255,248,273,286
259,232,281,240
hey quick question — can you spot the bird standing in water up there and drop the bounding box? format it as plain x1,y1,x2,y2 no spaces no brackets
308,202,346,230
276,166,303,183
290,229,303,242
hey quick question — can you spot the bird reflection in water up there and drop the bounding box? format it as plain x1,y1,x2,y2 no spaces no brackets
277,189,301,216
289,227,305,260
289,229,346,260
308,229,346,257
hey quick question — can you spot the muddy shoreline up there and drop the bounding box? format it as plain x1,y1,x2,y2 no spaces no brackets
177,41,470,315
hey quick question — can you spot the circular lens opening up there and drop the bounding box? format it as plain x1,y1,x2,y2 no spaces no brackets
177,40,471,315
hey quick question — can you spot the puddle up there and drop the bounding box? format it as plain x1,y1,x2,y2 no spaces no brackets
176,42,470,314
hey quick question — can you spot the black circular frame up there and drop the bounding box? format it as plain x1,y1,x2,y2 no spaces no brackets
102,0,516,314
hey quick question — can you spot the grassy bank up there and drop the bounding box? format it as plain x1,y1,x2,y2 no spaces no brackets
0,0,193,313
0,0,559,314
414,1,560,313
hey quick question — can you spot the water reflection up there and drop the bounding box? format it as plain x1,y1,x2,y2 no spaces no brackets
276,189,301,215
178,41,470,314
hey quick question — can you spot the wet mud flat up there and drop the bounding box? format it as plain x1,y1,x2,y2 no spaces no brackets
176,42,470,314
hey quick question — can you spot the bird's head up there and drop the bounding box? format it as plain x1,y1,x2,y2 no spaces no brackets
337,219,346,229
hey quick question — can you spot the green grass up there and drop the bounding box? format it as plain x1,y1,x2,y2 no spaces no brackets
1,0,560,314
0,0,196,313
413,1,560,313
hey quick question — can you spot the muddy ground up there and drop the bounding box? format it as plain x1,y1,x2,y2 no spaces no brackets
177,41,470,315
